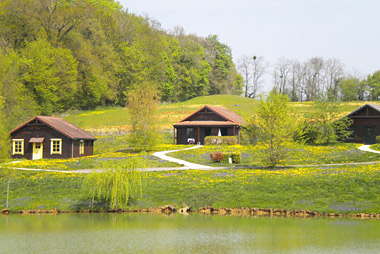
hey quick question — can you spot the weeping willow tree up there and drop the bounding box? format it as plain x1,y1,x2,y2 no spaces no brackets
83,158,145,210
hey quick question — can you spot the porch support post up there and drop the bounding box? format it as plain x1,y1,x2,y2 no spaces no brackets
173,128,176,144
198,127,200,145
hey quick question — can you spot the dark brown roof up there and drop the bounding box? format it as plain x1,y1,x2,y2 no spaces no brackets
11,116,96,140
178,105,245,126
346,103,380,117
173,121,238,127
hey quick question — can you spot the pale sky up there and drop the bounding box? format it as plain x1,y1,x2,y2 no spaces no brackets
120,0,380,88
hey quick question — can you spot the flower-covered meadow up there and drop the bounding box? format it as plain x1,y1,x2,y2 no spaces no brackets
2,164,380,213
170,143,380,166
8,137,188,171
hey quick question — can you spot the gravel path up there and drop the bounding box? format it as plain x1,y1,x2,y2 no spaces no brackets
358,144,380,154
152,145,212,169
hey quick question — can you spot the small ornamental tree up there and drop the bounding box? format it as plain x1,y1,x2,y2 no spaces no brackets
0,168,18,209
256,91,293,167
126,82,161,151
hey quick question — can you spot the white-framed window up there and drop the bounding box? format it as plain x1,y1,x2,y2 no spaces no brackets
12,139,24,155
50,139,62,155
79,141,84,155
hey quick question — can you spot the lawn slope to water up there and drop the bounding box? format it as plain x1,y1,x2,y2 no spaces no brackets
1,164,380,214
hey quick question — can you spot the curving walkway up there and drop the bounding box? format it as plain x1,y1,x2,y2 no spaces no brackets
7,144,380,174
152,145,213,170
358,145,380,154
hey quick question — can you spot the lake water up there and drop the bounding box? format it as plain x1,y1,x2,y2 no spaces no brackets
1,213,380,254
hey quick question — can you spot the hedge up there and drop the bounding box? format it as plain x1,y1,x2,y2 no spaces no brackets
205,136,238,145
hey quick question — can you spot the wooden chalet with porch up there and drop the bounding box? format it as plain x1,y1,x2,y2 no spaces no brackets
173,105,245,145
346,103,380,144
10,116,96,160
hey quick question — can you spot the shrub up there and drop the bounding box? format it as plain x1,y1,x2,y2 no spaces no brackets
230,152,241,164
221,154,229,163
241,117,259,145
210,152,241,164
293,120,318,144
205,136,238,145
376,136,380,144
294,117,353,145
210,152,224,163
332,117,353,142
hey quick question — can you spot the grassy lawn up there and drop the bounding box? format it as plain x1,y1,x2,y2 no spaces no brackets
3,95,377,214
61,95,368,133
2,164,380,214
370,144,380,151
7,137,188,170
170,143,380,167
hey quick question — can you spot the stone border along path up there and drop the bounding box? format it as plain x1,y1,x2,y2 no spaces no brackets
5,144,380,174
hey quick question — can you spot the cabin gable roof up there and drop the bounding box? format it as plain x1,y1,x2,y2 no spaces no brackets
10,116,96,140
346,103,380,118
175,105,245,127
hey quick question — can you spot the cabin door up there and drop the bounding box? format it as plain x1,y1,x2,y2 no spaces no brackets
32,143,43,160
364,126,376,144
202,128,212,144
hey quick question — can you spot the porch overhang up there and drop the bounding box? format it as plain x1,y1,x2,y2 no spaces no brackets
29,137,45,143
173,121,239,127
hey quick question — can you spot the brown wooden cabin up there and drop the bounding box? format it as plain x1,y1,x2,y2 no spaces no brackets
10,116,96,160
173,105,245,145
346,103,380,144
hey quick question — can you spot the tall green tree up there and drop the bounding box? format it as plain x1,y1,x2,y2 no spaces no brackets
204,35,241,95
367,71,380,100
0,51,37,129
172,34,211,101
0,95,9,161
20,35,78,114
256,91,293,167
340,77,361,101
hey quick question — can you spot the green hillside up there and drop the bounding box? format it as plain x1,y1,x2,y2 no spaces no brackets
62,95,368,134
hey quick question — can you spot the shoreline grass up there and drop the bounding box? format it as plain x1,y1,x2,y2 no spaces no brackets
2,164,380,214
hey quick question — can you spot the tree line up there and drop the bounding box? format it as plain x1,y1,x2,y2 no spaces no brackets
238,55,380,102
0,0,241,130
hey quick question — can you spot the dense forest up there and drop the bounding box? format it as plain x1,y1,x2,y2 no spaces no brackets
0,0,242,129
1,0,379,132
